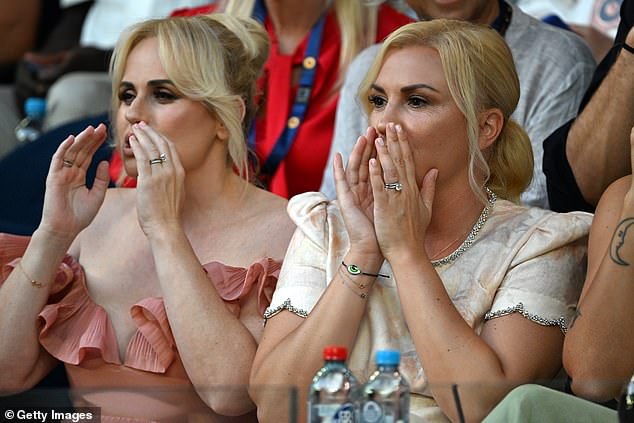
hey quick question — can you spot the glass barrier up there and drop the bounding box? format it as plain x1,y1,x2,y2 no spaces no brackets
0,377,627,422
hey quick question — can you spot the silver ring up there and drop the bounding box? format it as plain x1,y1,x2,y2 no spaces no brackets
149,158,163,165
159,153,167,162
384,182,402,192
62,159,74,168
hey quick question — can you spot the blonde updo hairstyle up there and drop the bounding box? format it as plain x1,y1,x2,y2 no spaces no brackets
110,13,269,180
360,19,533,204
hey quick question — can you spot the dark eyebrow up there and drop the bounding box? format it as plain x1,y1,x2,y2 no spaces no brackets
370,83,439,94
401,83,439,93
119,79,175,88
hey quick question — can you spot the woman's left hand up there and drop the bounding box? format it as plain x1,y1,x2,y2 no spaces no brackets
129,121,185,237
369,123,438,261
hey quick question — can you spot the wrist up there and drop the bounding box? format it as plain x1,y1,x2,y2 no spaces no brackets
32,226,76,250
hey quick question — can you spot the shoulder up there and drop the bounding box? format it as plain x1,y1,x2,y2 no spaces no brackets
488,200,592,260
349,45,381,74
376,4,415,39
507,5,594,65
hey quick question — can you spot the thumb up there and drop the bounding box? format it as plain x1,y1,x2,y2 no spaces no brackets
420,168,438,211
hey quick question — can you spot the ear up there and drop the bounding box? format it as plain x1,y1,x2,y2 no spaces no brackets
236,97,246,122
477,108,504,150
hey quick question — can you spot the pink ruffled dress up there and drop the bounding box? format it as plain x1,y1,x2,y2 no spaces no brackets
0,234,281,422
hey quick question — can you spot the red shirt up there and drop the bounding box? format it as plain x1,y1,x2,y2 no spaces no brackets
111,4,413,195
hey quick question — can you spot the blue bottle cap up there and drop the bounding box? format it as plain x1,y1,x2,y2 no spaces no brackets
24,97,46,118
376,349,400,366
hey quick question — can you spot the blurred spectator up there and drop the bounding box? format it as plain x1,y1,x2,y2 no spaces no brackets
543,0,634,212
515,0,621,60
321,0,596,209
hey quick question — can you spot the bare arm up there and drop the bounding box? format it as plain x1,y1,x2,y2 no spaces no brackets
0,125,109,393
0,0,40,64
567,27,634,206
370,124,567,422
251,133,383,423
564,174,634,401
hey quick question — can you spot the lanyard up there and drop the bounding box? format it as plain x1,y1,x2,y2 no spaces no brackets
248,0,326,178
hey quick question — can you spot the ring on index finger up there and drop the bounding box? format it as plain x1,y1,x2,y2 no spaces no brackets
384,181,402,192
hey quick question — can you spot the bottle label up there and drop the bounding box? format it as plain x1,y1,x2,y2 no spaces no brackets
362,401,383,423
313,402,356,422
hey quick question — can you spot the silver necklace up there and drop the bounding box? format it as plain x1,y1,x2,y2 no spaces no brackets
431,187,496,268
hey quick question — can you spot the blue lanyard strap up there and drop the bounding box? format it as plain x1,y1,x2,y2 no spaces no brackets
249,1,326,178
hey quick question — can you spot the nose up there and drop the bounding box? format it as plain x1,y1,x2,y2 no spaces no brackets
124,96,144,125
374,104,398,139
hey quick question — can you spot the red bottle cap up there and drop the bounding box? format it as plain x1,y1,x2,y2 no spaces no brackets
323,345,347,361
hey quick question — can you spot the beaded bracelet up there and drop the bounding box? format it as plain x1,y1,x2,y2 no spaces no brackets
341,261,389,278
339,268,370,299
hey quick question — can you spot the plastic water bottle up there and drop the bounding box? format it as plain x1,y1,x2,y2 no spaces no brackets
308,345,360,422
619,374,634,423
361,350,410,423
15,97,46,142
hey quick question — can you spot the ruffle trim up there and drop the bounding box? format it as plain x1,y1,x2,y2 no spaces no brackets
263,298,308,324
0,233,281,374
484,302,568,334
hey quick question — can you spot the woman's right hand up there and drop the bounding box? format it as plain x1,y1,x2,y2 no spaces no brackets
333,127,380,255
38,124,110,241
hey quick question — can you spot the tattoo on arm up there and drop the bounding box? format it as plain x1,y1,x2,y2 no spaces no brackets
569,307,582,329
609,218,634,266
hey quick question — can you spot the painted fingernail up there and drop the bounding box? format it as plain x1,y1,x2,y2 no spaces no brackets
396,124,402,132
370,158,376,167
376,138,384,146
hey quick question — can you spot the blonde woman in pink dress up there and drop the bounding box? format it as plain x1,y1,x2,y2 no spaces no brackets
0,14,294,422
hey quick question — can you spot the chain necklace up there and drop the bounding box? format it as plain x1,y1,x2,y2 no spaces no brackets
431,187,497,268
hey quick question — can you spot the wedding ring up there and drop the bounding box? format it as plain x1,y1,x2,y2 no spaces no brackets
62,159,74,168
384,182,402,192
149,158,163,165
159,153,167,162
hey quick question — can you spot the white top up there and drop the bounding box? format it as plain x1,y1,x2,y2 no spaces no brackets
79,0,211,49
266,192,592,422
319,4,596,209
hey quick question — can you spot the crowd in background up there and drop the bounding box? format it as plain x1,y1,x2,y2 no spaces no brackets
0,0,632,422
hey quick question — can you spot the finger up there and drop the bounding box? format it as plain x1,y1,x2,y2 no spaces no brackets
420,168,438,212
129,134,151,180
89,161,110,204
375,136,399,185
50,135,75,172
395,124,418,188
357,127,376,184
385,123,406,182
345,136,368,187
333,153,350,200
136,122,179,170
368,157,386,203
63,125,95,167
132,122,162,169
75,123,108,169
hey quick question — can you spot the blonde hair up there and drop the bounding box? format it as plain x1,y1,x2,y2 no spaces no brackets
359,19,533,204
221,0,381,88
110,13,269,181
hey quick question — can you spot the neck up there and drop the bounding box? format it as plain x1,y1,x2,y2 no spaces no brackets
180,161,250,231
424,180,488,260
265,0,327,54
412,1,500,26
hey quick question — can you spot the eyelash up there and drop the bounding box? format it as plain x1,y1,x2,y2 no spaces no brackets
117,89,179,105
368,94,386,108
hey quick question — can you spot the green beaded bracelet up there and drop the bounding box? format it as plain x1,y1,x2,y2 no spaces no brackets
342,261,389,278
